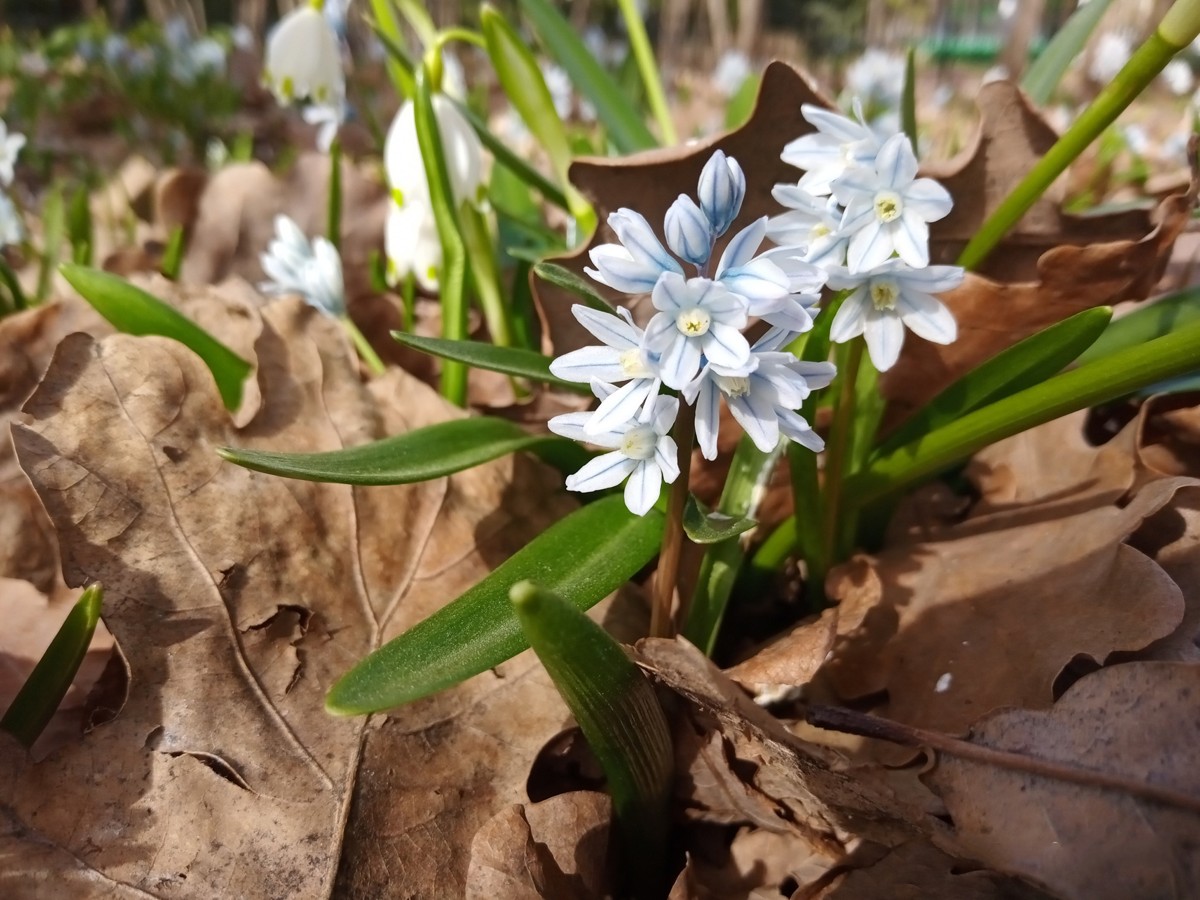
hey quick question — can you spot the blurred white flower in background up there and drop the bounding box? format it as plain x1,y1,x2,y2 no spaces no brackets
0,192,23,248
713,50,752,99
1089,31,1132,83
0,119,26,186
845,49,905,113
1161,59,1195,95
259,214,346,318
264,3,344,105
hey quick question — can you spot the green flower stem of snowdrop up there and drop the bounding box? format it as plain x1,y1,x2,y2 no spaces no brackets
616,0,677,145
820,339,863,581
652,409,695,639
327,135,342,254
342,316,386,375
959,0,1200,270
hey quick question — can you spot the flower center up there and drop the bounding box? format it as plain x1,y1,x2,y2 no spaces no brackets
675,307,712,337
873,190,903,223
810,223,831,240
619,348,653,379
870,280,900,311
715,374,751,398
620,424,659,460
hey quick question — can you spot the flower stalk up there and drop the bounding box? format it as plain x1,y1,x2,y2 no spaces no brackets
652,409,694,638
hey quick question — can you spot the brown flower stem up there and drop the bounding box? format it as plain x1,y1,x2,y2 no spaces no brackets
820,339,862,571
651,408,695,639
804,704,1200,815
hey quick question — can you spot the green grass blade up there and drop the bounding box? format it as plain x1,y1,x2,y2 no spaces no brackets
902,46,918,153
849,316,1200,508
61,264,250,410
161,225,186,280
326,495,665,713
1022,0,1117,105
517,0,658,153
1,584,103,748
875,307,1113,458
1077,287,1200,364
218,416,590,485
392,332,589,392
511,580,672,899
533,261,616,312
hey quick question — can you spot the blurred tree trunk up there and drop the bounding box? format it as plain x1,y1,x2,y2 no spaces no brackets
237,0,268,39
660,0,693,68
1001,0,1047,78
705,0,731,56
735,0,763,54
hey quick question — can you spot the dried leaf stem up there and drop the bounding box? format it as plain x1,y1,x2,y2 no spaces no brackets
804,704,1200,815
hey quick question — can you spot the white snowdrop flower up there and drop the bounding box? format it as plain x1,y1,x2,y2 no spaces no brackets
384,93,485,210
845,49,905,113
684,327,836,459
643,273,751,390
0,191,23,248
442,52,469,102
548,305,662,436
0,119,25,187
385,202,443,292
549,391,681,516
827,259,963,371
713,49,752,99
781,102,892,197
303,99,345,153
1089,31,1132,83
259,214,346,317
264,2,344,106
832,132,953,272
1162,59,1195,96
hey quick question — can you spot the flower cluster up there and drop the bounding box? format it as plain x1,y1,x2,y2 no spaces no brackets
548,150,835,515
259,214,345,318
768,104,963,371
0,118,24,249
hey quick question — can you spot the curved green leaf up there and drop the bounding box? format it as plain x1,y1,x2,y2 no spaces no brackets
683,493,755,544
2,584,103,748
517,0,657,153
327,495,664,714
533,261,616,313
61,264,250,410
392,332,589,393
875,306,1113,458
1022,0,1117,105
1078,287,1200,364
218,416,590,485
511,579,672,899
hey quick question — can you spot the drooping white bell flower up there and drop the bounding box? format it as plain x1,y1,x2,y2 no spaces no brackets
264,2,344,107
0,119,26,187
259,214,346,318
383,93,485,211
385,202,444,293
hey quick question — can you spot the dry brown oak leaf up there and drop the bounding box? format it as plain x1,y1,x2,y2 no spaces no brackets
1,296,579,899
821,475,1194,764
535,64,1191,428
924,661,1200,900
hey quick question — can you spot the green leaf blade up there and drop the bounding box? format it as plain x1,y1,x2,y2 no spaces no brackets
392,332,589,393
61,264,251,410
533,261,616,312
218,417,590,485
682,493,756,544
326,496,664,714
1022,0,1118,105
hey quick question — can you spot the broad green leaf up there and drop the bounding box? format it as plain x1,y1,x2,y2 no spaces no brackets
1022,0,1117,105
326,495,664,713
365,4,416,98
1077,288,1200,364
849,316,1200,508
392,332,589,392
36,182,65,302
1,584,103,748
534,261,616,312
414,66,470,405
517,0,657,153
67,183,92,266
511,580,672,897
218,416,590,485
875,307,1113,458
61,264,250,410
683,493,756,544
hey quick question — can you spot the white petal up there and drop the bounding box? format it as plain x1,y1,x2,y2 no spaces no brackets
655,435,680,482
691,377,721,460
904,178,954,221
700,323,751,371
863,312,906,371
623,460,662,515
899,294,957,345
715,217,767,275
829,291,869,343
891,215,930,268
895,263,965,294
571,305,640,349
847,219,892,273
567,452,638,493
549,346,625,383
587,379,657,434
657,334,703,390
875,133,919,188
778,408,825,452
727,389,780,453
650,270,690,313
